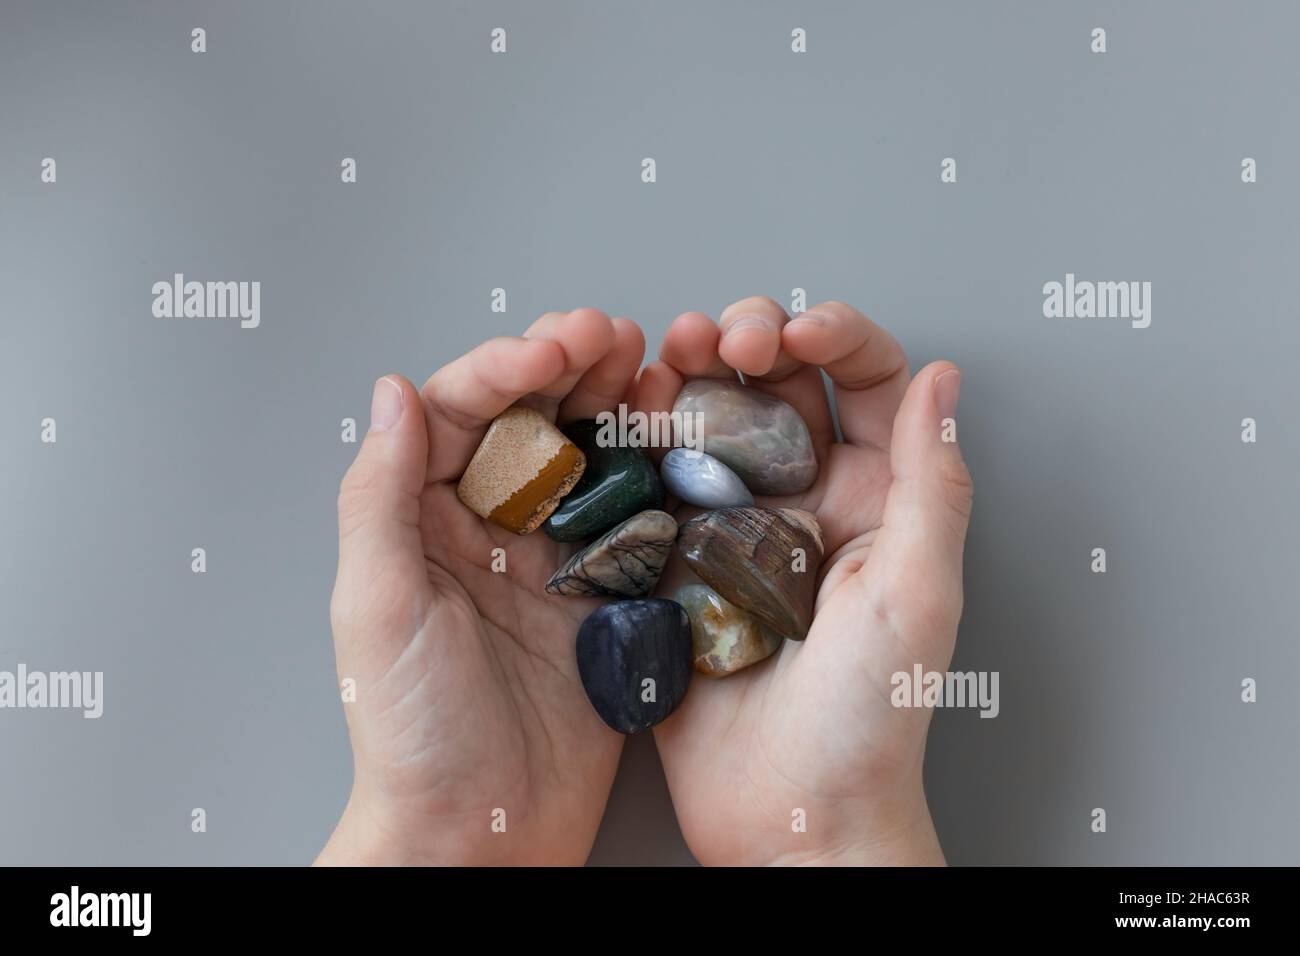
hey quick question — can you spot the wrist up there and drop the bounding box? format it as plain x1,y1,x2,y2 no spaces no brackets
315,793,443,867
765,782,946,867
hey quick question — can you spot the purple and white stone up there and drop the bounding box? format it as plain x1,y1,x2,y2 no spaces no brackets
672,380,818,495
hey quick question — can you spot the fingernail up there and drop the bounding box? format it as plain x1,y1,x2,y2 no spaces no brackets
934,369,961,420
792,312,828,326
724,315,769,337
370,376,403,431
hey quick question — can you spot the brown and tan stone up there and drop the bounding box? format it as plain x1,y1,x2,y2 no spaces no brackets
677,506,824,640
456,406,586,534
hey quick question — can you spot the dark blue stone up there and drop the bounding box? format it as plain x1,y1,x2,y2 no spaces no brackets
575,599,693,735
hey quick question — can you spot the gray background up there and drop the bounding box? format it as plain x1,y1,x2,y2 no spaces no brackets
1,0,1296,865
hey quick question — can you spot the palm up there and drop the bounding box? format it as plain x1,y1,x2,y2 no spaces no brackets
655,442,933,863
639,299,967,866
344,483,622,865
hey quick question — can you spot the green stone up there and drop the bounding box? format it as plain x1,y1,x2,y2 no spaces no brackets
543,420,665,542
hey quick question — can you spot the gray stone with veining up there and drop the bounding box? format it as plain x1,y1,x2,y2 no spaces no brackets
660,448,755,509
545,510,678,598
672,380,818,495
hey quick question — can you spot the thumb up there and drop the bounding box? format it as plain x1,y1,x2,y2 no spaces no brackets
864,362,973,649
333,375,430,634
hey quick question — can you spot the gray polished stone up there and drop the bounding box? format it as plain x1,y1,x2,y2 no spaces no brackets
660,448,754,509
672,380,817,495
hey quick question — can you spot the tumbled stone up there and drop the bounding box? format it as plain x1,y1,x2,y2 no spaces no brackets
676,584,783,677
457,407,586,534
543,420,665,542
546,510,677,598
575,599,693,734
660,448,754,509
672,380,817,495
677,507,824,640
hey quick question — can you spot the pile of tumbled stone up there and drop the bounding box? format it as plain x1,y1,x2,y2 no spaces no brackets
456,380,822,734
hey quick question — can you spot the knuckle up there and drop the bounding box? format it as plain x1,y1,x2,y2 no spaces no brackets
869,581,961,656
939,456,974,522
337,468,380,534
726,295,784,319
817,299,858,320
328,586,356,630
328,574,375,634
912,577,964,638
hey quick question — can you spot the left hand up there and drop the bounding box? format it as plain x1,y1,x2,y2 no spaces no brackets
318,309,647,865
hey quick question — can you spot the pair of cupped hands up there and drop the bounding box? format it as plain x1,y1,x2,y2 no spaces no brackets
316,296,972,866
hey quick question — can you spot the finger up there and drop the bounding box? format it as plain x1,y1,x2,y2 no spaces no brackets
781,301,909,449
627,360,684,464
333,375,431,634
658,312,735,380
862,362,972,653
520,308,617,419
420,336,568,483
558,316,646,422
717,296,802,381
716,296,835,453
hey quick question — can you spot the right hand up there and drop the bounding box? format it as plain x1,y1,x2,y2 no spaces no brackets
639,298,973,866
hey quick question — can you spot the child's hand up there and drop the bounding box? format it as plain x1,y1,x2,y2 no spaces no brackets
317,309,646,865
637,297,972,865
